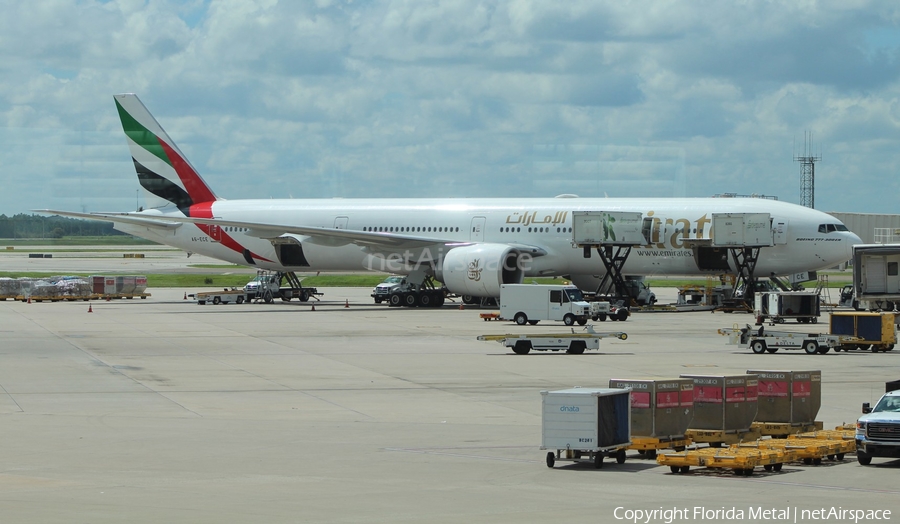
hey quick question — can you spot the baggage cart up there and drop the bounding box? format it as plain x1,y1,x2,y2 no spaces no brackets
628,436,691,459
479,328,626,354
657,445,786,476
751,421,823,439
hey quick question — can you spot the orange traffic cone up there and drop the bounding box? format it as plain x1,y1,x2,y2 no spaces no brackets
311,304,316,311
345,299,350,308
88,304,93,313
27,296,31,304
183,292,187,300
459,302,464,310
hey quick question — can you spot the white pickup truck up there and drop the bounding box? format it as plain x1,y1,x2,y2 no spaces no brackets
856,390,900,465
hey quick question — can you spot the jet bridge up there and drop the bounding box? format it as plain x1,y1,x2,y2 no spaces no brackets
572,211,647,306
701,213,773,307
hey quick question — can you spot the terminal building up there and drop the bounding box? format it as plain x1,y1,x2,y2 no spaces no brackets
827,213,900,244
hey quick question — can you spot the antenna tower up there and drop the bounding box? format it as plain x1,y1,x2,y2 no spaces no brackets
794,131,821,208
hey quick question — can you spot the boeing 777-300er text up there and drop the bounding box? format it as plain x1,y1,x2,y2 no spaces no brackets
40,94,861,306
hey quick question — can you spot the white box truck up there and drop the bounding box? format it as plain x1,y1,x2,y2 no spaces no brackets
500,284,591,326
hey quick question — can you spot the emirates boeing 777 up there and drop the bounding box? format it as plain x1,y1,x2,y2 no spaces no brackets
40,94,861,305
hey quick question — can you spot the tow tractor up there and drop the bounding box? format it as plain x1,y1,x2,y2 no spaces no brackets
193,271,321,305
718,324,859,354
243,270,321,303
477,325,627,354
196,288,248,305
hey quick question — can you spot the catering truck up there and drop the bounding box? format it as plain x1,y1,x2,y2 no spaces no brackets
850,244,900,311
499,284,591,326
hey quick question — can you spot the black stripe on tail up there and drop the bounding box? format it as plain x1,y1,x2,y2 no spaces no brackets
135,158,193,213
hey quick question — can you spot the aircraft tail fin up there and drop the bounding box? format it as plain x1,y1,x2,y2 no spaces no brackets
114,94,217,212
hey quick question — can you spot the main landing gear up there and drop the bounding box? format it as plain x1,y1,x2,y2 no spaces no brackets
388,289,446,308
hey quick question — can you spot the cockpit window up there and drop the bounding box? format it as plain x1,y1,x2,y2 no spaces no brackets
818,224,848,233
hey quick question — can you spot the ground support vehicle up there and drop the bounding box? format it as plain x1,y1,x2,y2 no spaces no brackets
683,428,762,448
195,289,248,305
500,284,591,326
589,301,629,322
855,390,900,465
751,421,823,439
477,329,627,355
718,325,856,354
541,388,631,469
830,311,897,352
371,275,404,303
656,445,788,476
244,271,320,303
478,312,501,321
628,436,691,459
376,273,447,308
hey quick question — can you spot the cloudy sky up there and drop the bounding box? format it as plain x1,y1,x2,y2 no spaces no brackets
3,0,900,215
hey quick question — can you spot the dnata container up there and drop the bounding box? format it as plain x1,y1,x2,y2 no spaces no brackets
541,388,631,452
747,370,821,424
608,378,694,439
681,374,759,432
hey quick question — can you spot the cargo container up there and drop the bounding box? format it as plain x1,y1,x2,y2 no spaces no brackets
754,291,820,324
747,370,821,424
116,276,136,294
541,387,631,468
134,276,148,294
829,311,896,352
91,276,106,294
681,374,758,432
608,378,693,439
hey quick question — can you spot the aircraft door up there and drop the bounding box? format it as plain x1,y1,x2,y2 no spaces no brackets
208,224,222,243
334,216,349,229
774,220,788,245
470,217,486,242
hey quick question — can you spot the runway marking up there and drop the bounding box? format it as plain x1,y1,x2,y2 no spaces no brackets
0,383,24,412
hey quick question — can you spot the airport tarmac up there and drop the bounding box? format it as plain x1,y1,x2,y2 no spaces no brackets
0,257,898,522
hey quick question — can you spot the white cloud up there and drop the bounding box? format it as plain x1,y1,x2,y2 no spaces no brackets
0,0,899,214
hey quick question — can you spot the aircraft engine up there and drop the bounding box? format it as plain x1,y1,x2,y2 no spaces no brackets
568,274,604,294
438,244,524,297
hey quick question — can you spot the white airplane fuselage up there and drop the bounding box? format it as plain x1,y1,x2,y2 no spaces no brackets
115,196,857,279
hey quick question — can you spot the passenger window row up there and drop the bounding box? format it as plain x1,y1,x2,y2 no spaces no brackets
363,226,460,233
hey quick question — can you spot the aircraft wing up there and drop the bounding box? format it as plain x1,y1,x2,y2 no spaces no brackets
36,210,548,256
36,210,183,230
